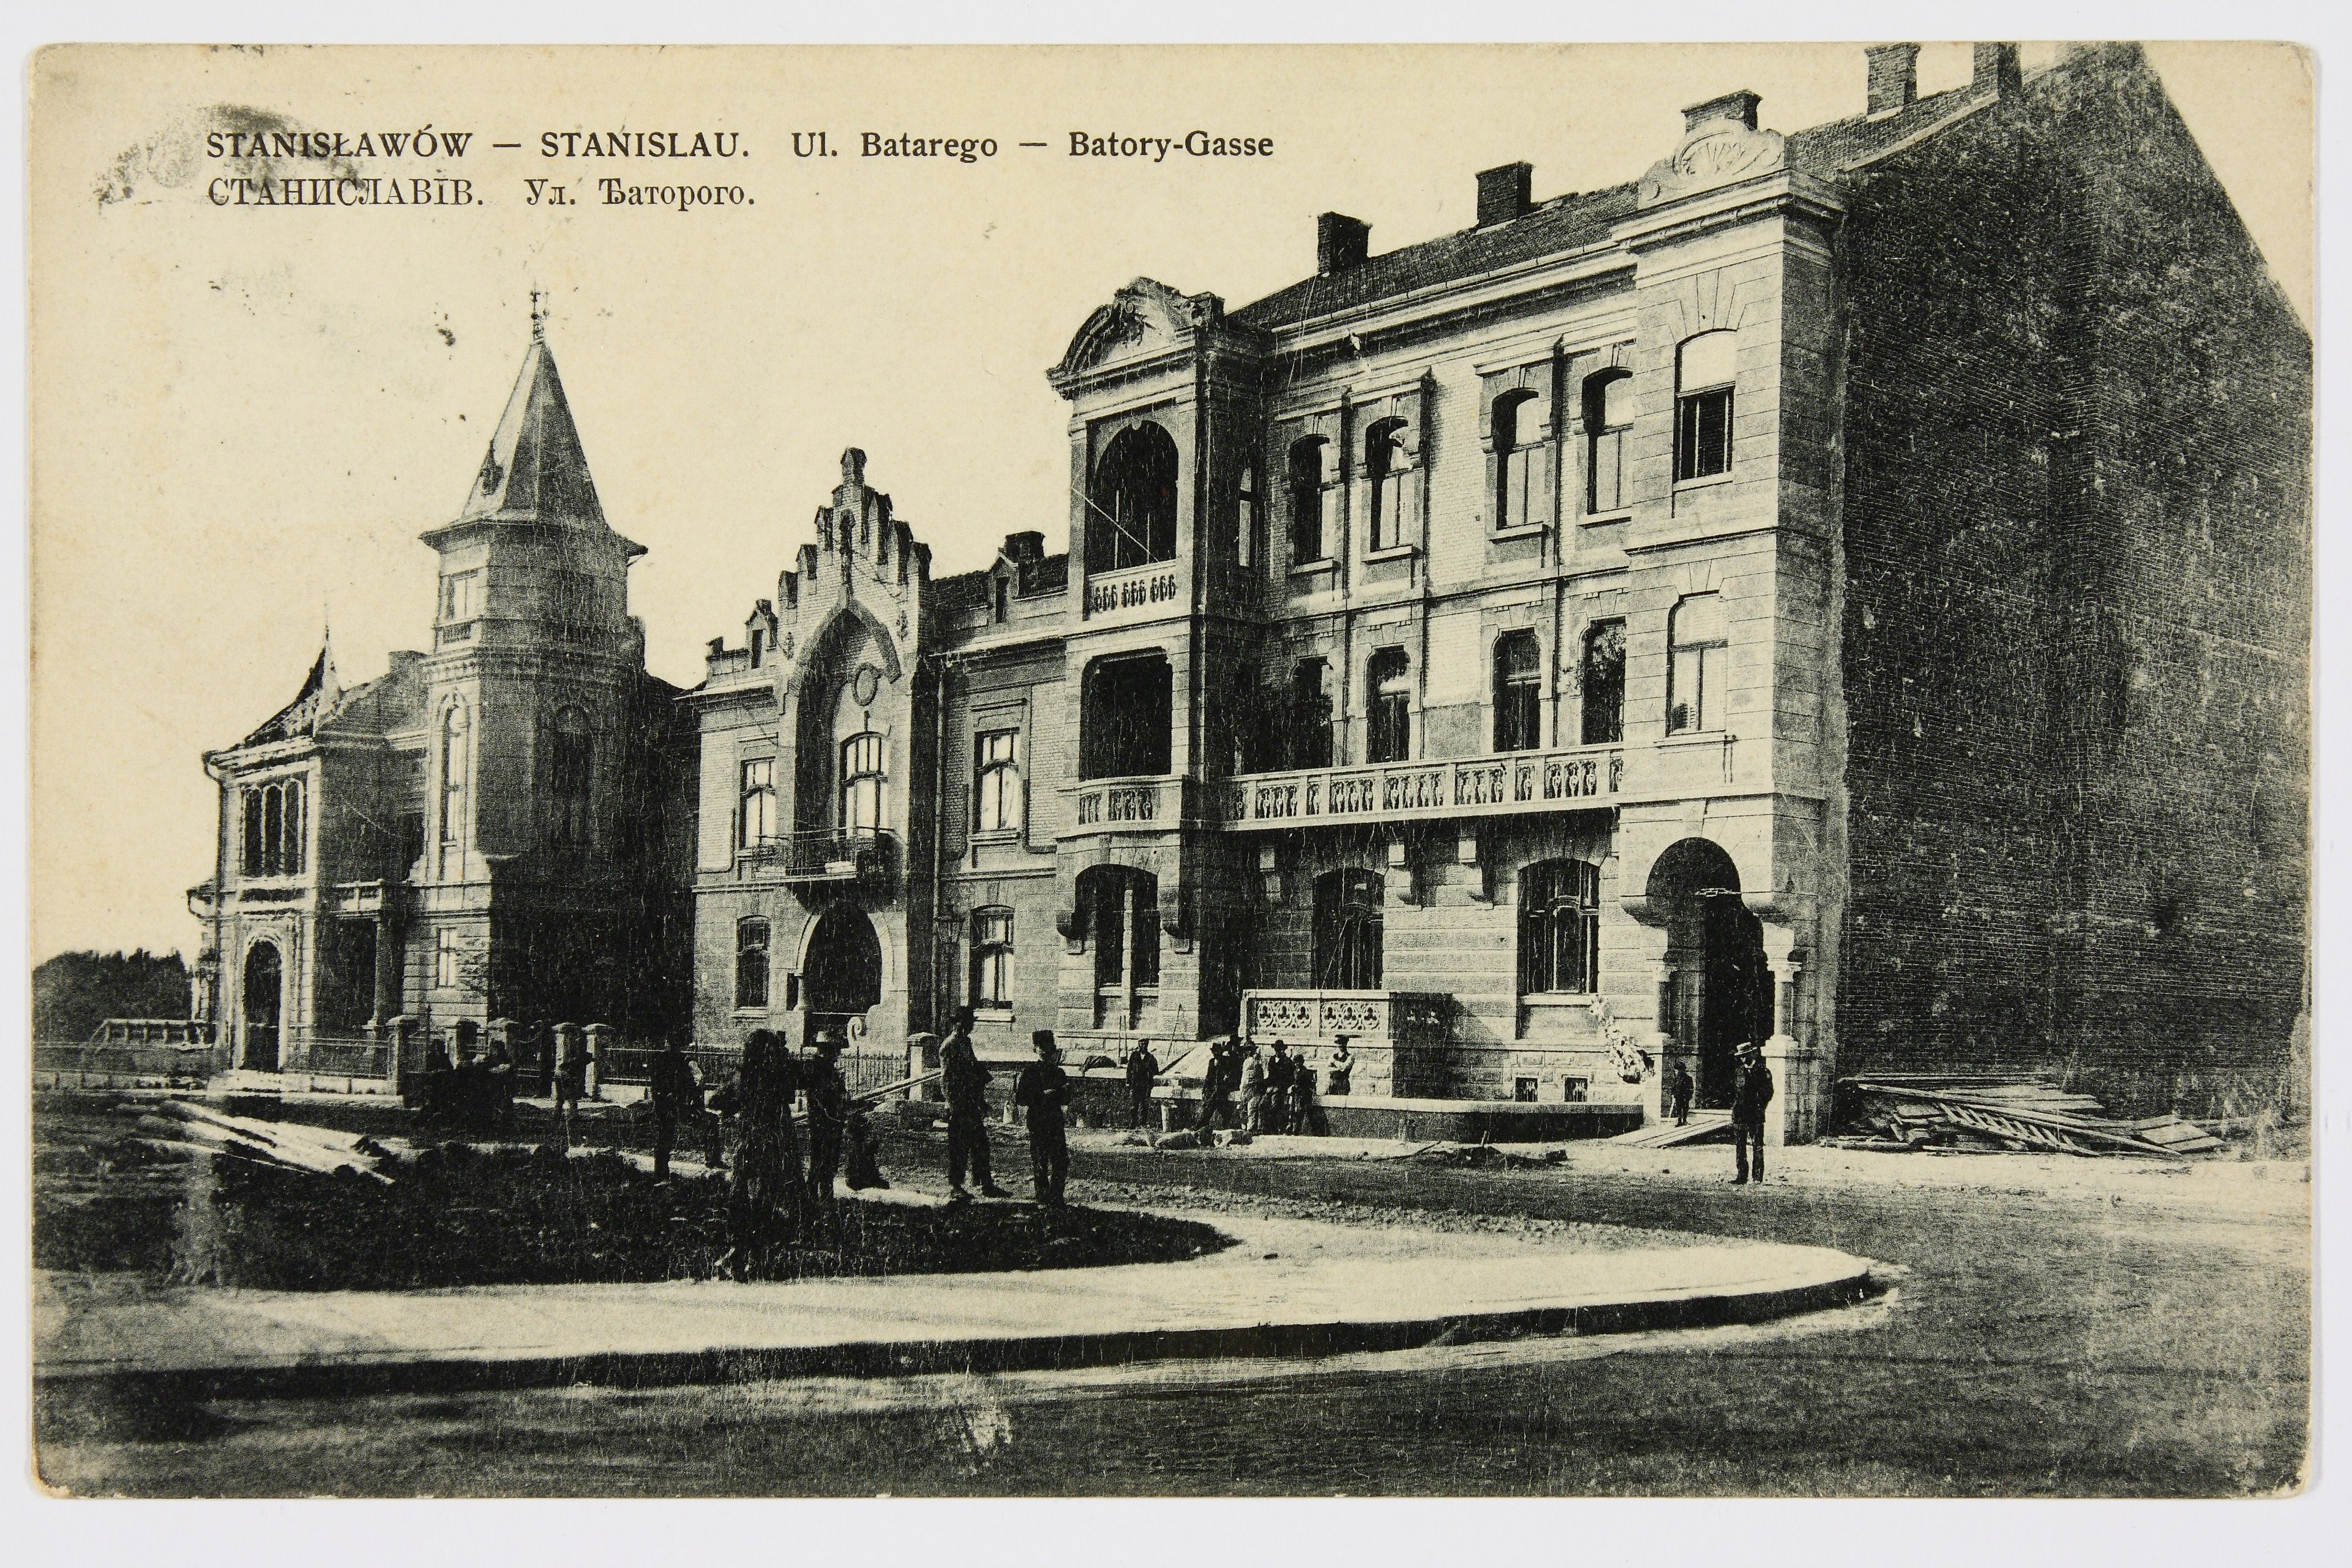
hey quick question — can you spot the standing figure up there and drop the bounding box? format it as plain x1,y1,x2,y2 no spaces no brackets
647,1036,704,1179
553,1028,589,1149
1730,1041,1774,1185
1238,1040,1268,1133
803,1030,851,1215
719,1028,803,1276
1124,1039,1159,1131
1012,1030,1071,1206
940,1007,1009,1202
1325,1036,1354,1097
1194,1039,1235,1131
1264,1041,1299,1135
1669,1060,1695,1128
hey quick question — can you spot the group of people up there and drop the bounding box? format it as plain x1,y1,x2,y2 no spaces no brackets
938,1008,1071,1206
1191,1035,1352,1136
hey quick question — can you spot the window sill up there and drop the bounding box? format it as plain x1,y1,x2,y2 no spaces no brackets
973,1007,1015,1023
1522,992,1600,1007
1363,543,1419,563
1288,559,1337,578
1488,523,1546,542
970,829,1022,845
1578,510,1632,528
1658,729,1734,748
1672,472,1735,494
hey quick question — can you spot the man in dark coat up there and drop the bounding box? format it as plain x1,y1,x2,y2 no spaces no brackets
1124,1039,1159,1131
1668,1060,1695,1128
1012,1030,1071,1206
717,1028,801,1277
1264,1041,1299,1134
941,1007,1008,1202
1730,1041,1774,1185
1194,1039,1236,1131
647,1036,703,1179
803,1030,851,1213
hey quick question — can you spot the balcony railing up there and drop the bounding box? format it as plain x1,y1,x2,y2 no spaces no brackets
1222,743,1623,830
740,827,899,885
1238,989,1452,1098
1060,775,1206,837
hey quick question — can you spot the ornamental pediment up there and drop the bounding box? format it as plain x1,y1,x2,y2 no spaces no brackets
1053,277,1223,379
1637,116,1787,210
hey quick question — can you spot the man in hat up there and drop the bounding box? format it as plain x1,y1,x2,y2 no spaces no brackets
1729,1039,1774,1185
1012,1029,1072,1206
646,1034,703,1179
940,1006,1009,1202
1668,1059,1695,1129
803,1029,852,1212
1124,1038,1159,1133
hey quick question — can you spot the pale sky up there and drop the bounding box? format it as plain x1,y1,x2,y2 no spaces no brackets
28,41,2313,960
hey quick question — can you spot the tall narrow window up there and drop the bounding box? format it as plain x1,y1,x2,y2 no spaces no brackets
974,729,1022,832
1494,390,1551,531
1668,594,1730,734
1236,458,1262,570
1366,647,1412,764
439,569,482,623
993,577,1010,624
1519,859,1602,995
433,928,462,990
439,709,468,849
735,917,770,1009
1085,422,1179,572
841,732,887,831
1584,370,1634,513
1287,437,1330,565
1493,631,1543,753
241,779,304,876
749,628,766,668
1083,867,1161,1028
549,708,592,847
1674,331,1737,482
738,757,776,847
242,789,266,876
1581,620,1626,745
971,906,1014,1008
1290,658,1333,770
1366,420,1411,551
1313,869,1384,990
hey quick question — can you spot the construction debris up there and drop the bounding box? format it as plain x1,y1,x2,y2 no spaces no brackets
1836,1075,2224,1158
130,1097,391,1180
1611,1110,1733,1149
1406,1142,1567,1170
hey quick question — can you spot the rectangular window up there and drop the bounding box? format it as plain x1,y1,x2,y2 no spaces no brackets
1674,333,1739,483
551,731,592,846
738,757,776,847
1513,1077,1539,1103
1668,593,1730,735
1493,632,1543,753
1562,1076,1588,1103
1581,620,1626,746
1586,372,1634,513
1366,648,1411,764
974,729,1022,832
736,917,770,1009
438,570,482,624
841,733,886,831
433,929,461,990
971,906,1014,1007
1290,659,1333,770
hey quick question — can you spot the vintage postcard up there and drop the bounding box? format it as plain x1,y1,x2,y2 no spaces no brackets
26,41,2312,1500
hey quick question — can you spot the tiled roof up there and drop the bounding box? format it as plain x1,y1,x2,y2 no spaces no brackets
1231,80,2005,334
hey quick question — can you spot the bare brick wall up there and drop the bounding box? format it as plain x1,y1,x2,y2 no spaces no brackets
1833,46,2310,1115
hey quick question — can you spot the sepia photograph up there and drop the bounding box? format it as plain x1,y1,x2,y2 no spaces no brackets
20,28,2320,1509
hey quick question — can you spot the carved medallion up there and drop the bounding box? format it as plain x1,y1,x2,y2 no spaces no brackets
1637,121,1788,209
852,663,881,706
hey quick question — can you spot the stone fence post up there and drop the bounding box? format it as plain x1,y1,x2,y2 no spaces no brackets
553,1023,581,1101
584,1023,610,1099
388,1016,416,1097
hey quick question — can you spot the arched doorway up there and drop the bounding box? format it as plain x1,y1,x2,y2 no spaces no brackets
1645,839,1770,1108
803,905,883,1042
242,940,284,1072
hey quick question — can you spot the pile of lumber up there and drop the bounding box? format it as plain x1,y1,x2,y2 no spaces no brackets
126,1098,391,1181
1611,1109,1733,1148
1835,1075,2224,1158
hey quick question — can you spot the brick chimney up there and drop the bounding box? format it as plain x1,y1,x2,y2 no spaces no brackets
1866,43,1920,117
1317,212,1371,275
1474,162,1533,227
1973,42,2023,99
1683,89,1761,133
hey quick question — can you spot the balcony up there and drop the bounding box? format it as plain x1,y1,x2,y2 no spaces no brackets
1059,775,1207,839
1083,560,1182,620
740,827,899,886
1222,742,1624,831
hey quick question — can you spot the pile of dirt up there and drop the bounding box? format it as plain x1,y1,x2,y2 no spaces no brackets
167,1145,1232,1291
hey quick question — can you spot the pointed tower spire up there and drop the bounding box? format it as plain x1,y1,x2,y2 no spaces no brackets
452,306,605,530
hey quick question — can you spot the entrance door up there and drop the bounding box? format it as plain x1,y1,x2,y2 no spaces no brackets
1696,893,1769,1108
242,941,284,1072
803,906,882,1041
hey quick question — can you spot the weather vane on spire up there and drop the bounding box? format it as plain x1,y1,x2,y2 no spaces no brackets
530,288,548,342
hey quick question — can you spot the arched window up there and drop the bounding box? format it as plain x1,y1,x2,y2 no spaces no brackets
439,707,468,852
1086,422,1179,573
1289,657,1333,770
1081,866,1161,1028
841,732,887,831
735,916,770,1009
1668,593,1729,734
1079,654,1172,780
1581,620,1626,745
1519,859,1602,995
549,706,592,847
1493,389,1551,530
1287,437,1331,564
1236,458,1262,570
1583,369,1635,514
1674,331,1738,482
239,777,307,876
1365,420,1412,551
1493,630,1543,753
738,756,776,847
974,729,1022,832
971,906,1015,1008
1366,647,1411,764
1313,869,1384,990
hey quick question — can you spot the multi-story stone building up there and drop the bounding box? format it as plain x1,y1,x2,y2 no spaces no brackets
192,313,694,1076
200,43,2307,1136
